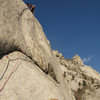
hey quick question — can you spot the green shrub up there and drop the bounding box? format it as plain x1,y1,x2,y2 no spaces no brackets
79,82,81,86
82,73,87,80
77,88,81,93
91,78,94,84
83,80,87,86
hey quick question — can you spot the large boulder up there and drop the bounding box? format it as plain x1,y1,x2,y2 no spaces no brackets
0,52,73,100
0,0,53,72
0,0,75,100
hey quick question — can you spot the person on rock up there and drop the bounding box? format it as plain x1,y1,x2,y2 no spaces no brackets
27,3,36,14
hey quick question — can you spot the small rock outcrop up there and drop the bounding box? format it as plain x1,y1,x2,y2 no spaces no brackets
53,50,100,100
72,55,84,66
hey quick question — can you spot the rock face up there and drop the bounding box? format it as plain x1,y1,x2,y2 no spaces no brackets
0,0,100,100
0,0,53,72
0,52,67,100
0,0,75,100
53,50,100,100
72,55,84,66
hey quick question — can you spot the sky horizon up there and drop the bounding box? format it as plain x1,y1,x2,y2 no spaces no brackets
23,0,100,73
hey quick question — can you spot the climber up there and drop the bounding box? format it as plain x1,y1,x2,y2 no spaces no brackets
27,3,36,14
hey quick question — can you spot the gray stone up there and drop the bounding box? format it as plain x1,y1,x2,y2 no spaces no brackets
0,0,53,73
53,50,100,100
0,0,75,100
0,52,71,100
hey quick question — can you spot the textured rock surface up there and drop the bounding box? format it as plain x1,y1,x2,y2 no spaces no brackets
53,50,100,100
83,88,100,100
0,0,75,100
0,0,53,72
0,0,100,100
0,52,69,100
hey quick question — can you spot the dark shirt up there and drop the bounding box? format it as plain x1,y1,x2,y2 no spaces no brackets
27,3,35,13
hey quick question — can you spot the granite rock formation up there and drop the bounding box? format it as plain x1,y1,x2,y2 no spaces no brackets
0,0,75,100
0,0,100,100
53,50,100,100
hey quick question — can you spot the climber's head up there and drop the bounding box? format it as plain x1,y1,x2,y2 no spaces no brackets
32,5,36,8
27,3,32,7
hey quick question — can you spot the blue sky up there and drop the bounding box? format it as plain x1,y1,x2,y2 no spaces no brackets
23,0,100,73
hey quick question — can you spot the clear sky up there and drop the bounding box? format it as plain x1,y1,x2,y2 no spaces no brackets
23,0,100,73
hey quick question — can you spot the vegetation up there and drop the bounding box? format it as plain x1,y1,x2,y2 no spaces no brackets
77,88,82,93
91,78,94,84
78,82,81,86
83,80,87,86
82,73,87,80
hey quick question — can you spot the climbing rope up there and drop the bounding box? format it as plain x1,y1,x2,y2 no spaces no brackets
0,44,28,92
0,56,22,92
